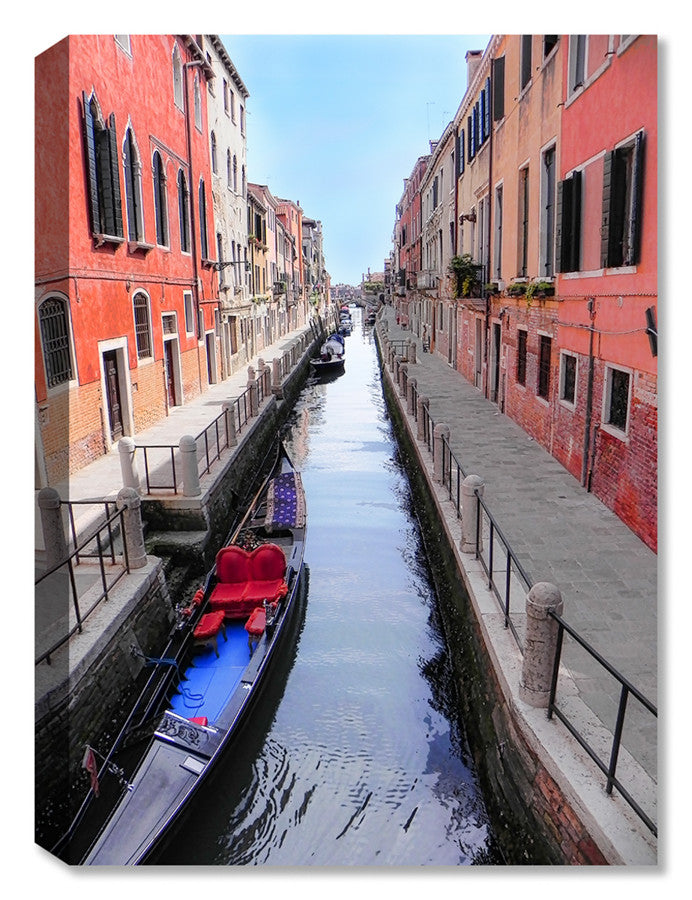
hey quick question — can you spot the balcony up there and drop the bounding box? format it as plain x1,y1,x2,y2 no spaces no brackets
417,270,439,290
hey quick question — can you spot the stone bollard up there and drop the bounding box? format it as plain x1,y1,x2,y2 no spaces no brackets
408,340,417,365
433,424,450,483
399,362,408,397
519,583,564,708
38,487,68,569
248,377,259,416
461,474,485,553
116,487,147,569
272,357,282,396
179,434,201,498
118,436,140,492
417,395,429,441
407,377,417,415
222,402,237,447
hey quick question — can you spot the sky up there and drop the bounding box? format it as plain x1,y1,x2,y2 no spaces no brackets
221,34,490,286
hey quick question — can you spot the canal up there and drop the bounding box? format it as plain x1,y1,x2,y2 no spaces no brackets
156,309,503,866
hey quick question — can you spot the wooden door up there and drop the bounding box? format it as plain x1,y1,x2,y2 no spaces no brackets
104,350,123,441
164,341,177,408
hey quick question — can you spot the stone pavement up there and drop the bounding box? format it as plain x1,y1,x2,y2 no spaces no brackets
379,305,657,783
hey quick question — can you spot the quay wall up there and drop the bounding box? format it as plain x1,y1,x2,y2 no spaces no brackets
375,327,653,866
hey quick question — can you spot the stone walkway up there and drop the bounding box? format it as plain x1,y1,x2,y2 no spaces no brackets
379,306,657,781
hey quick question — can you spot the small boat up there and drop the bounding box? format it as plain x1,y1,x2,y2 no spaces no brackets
310,332,345,373
66,442,306,865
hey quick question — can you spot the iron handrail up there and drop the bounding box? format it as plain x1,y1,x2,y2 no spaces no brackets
35,504,130,666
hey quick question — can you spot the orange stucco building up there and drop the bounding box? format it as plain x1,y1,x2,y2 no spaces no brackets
35,35,219,486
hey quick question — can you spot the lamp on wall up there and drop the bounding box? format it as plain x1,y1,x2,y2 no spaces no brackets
460,211,477,223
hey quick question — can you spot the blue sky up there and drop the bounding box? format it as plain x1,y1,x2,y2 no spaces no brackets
221,35,490,286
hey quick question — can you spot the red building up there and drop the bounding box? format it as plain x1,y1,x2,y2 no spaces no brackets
394,154,429,327
35,35,218,486
554,35,657,550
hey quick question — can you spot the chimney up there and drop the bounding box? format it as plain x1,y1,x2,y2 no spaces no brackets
466,49,482,87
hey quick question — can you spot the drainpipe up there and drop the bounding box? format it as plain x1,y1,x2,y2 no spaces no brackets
184,57,205,391
581,297,596,488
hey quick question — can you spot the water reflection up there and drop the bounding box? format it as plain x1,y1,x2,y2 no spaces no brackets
156,310,501,866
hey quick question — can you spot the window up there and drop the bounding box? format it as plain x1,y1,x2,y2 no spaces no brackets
517,167,529,277
241,165,246,197
541,146,556,277
556,170,582,273
232,154,238,192
517,329,527,385
153,151,168,246
520,35,532,90
230,90,236,123
240,104,245,134
538,335,552,399
177,169,190,252
38,297,74,387
604,366,631,433
210,132,217,174
559,352,577,405
133,292,153,359
217,233,224,284
543,35,558,58
199,179,209,259
81,92,124,239
601,131,645,268
569,35,587,94
183,292,194,334
226,149,231,188
115,35,131,55
172,43,184,111
223,79,229,114
194,73,202,130
123,127,144,242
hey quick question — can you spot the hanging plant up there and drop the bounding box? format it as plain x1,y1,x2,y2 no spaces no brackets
448,254,481,298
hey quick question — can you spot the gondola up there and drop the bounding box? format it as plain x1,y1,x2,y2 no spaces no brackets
69,442,306,865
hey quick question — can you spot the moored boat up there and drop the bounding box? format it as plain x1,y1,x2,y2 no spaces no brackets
310,331,345,373
61,442,306,865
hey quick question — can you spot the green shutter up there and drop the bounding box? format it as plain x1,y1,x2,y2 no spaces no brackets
107,113,124,237
627,131,645,265
82,92,101,234
493,56,505,120
601,151,614,267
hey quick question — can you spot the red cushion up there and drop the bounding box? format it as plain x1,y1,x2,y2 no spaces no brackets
209,581,246,603
208,590,257,618
215,545,250,584
188,716,208,726
194,611,225,640
249,543,286,581
244,579,288,604
245,607,266,636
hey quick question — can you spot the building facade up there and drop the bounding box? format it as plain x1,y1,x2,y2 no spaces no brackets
35,35,217,486
392,35,657,550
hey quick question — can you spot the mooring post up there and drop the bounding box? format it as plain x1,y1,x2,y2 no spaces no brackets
116,487,147,569
417,396,429,442
408,339,417,365
433,423,450,483
407,377,417,415
272,357,283,397
247,367,259,417
179,434,201,498
222,402,237,447
399,362,408,397
38,487,68,570
519,583,564,708
461,474,485,554
118,436,140,492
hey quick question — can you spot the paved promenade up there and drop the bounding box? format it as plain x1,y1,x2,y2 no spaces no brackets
379,306,657,785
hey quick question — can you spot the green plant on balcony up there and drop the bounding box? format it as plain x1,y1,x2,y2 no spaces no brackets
525,280,555,300
449,254,481,298
507,282,527,296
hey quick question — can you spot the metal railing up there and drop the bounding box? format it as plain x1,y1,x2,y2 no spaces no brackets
35,503,131,666
376,323,658,835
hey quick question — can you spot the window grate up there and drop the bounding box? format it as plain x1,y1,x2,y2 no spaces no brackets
133,294,152,358
39,298,73,387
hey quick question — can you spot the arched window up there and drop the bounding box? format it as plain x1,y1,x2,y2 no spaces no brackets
177,169,190,252
172,43,184,110
38,296,74,387
199,178,209,259
81,91,123,238
211,131,217,174
133,292,153,360
123,126,144,242
194,73,202,130
153,151,168,246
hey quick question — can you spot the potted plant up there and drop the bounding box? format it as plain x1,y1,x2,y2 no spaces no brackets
507,282,527,297
448,254,481,298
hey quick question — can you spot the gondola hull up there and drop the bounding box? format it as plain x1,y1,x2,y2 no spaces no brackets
80,445,306,865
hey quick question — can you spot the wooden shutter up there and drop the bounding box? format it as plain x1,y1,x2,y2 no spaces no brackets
484,77,491,139
493,56,505,120
557,171,582,273
627,131,645,265
82,92,101,234
555,178,568,273
600,151,614,267
459,130,465,174
107,114,123,237
467,115,474,160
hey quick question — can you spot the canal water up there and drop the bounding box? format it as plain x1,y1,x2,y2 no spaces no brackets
157,309,502,866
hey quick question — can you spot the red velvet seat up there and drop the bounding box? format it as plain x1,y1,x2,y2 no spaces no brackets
245,606,267,653
209,545,252,616
244,543,288,604
193,611,227,657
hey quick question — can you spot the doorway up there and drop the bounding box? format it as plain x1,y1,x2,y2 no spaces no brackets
164,340,179,408
103,350,124,441
490,322,501,404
